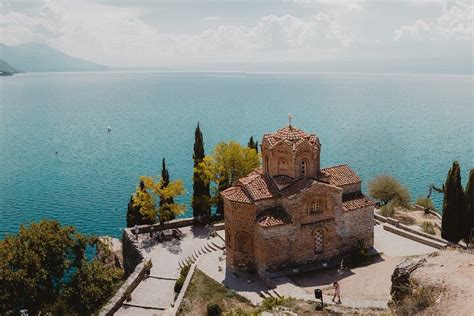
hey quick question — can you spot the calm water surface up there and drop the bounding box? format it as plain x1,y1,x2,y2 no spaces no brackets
0,72,472,238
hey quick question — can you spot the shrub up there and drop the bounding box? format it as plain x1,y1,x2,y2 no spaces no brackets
421,221,436,235
260,296,287,311
174,264,191,293
351,239,371,265
416,197,435,211
174,276,185,293
207,303,222,316
379,201,395,217
369,175,411,207
225,289,236,298
180,264,191,277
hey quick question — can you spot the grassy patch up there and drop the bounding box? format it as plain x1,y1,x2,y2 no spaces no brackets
177,269,256,315
421,221,436,235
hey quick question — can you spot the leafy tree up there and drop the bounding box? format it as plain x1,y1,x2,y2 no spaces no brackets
195,141,260,214
464,169,474,243
64,260,122,314
441,161,465,243
192,123,211,219
368,175,411,207
126,180,155,227
0,220,122,315
141,171,185,228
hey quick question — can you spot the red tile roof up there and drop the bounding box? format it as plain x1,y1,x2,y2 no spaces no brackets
342,192,374,211
221,186,252,204
321,164,361,187
263,125,320,150
222,170,279,204
235,170,279,202
257,207,292,227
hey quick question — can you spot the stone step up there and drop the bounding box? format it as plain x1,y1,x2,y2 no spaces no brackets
212,241,225,250
383,224,446,249
259,291,269,299
270,289,281,298
207,244,217,251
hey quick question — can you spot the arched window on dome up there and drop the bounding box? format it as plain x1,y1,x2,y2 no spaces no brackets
278,159,288,175
300,159,307,177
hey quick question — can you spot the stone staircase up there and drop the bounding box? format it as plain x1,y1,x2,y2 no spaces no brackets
178,239,225,268
258,288,282,299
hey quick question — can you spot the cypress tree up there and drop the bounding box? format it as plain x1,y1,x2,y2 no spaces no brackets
160,158,176,221
248,136,259,153
248,136,255,149
126,180,151,227
464,169,474,243
192,123,211,219
441,161,465,243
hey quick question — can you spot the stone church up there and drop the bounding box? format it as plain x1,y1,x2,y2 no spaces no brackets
221,124,374,278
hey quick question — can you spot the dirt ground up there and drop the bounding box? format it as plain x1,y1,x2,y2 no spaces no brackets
291,255,402,303
411,249,474,316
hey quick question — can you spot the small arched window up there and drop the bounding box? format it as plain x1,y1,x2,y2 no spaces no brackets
300,160,307,177
278,159,288,175
314,229,324,254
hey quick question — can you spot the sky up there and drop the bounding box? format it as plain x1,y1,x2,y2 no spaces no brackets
0,0,472,67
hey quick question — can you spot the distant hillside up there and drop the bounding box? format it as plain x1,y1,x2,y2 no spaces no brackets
0,43,108,72
0,59,22,74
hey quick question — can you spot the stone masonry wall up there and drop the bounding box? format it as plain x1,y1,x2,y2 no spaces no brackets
225,199,257,271
336,205,374,253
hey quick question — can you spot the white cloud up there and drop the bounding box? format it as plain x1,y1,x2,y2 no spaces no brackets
394,0,473,41
0,0,353,66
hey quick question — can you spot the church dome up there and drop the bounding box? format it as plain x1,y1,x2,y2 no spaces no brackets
262,125,320,150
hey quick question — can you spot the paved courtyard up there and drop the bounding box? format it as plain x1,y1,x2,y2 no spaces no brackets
115,223,438,315
116,225,223,316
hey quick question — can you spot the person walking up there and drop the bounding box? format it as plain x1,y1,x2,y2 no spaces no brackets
332,281,341,304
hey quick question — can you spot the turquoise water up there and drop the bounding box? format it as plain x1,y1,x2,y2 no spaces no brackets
1,72,472,239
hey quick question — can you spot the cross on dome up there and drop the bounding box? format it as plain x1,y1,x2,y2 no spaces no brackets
288,113,294,127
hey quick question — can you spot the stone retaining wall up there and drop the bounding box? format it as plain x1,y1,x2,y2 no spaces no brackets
383,225,446,249
171,260,198,315
99,259,153,316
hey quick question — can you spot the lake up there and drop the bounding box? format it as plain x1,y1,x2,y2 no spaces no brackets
0,72,472,239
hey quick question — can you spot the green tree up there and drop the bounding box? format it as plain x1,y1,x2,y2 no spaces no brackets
441,161,465,243
141,171,186,228
64,260,122,314
368,175,411,207
126,180,155,227
0,220,122,314
160,158,176,220
192,123,211,219
196,141,260,215
464,169,474,243
248,136,259,153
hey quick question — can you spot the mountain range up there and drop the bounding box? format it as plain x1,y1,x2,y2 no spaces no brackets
0,43,108,72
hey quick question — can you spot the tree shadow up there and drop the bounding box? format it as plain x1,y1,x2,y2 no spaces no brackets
161,237,183,255
190,224,212,239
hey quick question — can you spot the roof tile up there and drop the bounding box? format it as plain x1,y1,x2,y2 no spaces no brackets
321,164,361,187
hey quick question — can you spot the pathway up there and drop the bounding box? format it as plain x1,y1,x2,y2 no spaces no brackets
115,226,224,316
